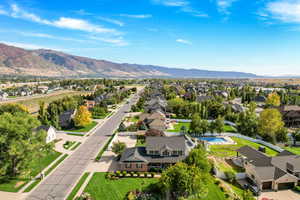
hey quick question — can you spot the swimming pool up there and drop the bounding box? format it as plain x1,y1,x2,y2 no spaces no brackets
199,137,227,143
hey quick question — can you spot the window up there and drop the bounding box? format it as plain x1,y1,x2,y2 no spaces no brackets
125,163,131,168
172,151,178,155
136,164,143,168
178,151,183,156
163,150,169,156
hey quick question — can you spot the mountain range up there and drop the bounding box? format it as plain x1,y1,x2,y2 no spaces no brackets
0,43,258,78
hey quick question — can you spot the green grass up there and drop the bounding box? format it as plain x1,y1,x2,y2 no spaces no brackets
93,112,111,119
84,173,159,200
209,137,278,157
63,141,76,150
284,146,300,155
223,125,237,133
70,142,81,150
129,116,139,123
23,179,41,193
64,121,98,133
24,154,68,193
206,181,226,200
167,122,190,132
95,133,116,161
66,172,90,200
0,150,61,192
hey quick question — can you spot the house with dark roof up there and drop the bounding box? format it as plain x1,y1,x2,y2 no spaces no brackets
119,135,196,172
280,105,300,127
236,146,300,191
59,109,76,129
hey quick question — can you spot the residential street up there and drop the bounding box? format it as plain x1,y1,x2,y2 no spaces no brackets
26,91,141,200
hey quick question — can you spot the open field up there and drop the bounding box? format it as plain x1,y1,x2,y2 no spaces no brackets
0,90,91,114
209,137,278,157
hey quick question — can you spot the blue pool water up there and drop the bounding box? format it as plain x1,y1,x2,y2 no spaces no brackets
199,137,227,143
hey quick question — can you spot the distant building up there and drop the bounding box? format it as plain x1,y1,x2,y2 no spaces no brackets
35,125,57,143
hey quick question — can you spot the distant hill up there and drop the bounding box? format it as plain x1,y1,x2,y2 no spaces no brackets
0,43,258,78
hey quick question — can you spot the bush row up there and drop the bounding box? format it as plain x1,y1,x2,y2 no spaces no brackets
106,171,156,180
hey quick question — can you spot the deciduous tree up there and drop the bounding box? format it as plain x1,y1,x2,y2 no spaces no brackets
74,106,92,127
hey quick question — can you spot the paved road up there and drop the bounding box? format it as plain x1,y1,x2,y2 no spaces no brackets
26,92,141,200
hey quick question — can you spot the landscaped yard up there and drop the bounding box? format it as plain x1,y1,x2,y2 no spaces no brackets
0,150,61,192
284,146,300,155
209,137,278,157
167,122,190,132
83,173,227,200
135,135,145,147
84,173,159,200
63,121,98,133
167,122,236,133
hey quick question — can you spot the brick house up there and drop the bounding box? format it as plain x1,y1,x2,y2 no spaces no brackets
119,135,196,172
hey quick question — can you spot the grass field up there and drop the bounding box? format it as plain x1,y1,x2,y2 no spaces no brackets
64,121,97,133
84,173,226,200
0,90,90,114
167,122,236,133
167,122,190,132
84,173,159,200
0,150,61,192
209,137,278,157
284,146,300,155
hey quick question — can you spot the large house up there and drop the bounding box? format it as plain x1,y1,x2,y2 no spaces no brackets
119,135,196,172
140,111,168,131
280,105,300,127
236,146,300,191
59,109,77,129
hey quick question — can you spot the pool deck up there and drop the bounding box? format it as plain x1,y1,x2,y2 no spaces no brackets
200,136,236,145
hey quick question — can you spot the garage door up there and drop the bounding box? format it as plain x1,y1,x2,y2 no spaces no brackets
278,182,295,190
262,181,272,190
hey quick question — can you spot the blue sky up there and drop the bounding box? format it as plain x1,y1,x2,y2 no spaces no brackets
0,0,300,75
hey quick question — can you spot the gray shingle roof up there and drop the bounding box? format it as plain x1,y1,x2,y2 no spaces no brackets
146,136,186,151
237,146,272,167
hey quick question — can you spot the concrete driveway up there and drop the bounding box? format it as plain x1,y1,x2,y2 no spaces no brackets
86,134,137,172
259,190,300,200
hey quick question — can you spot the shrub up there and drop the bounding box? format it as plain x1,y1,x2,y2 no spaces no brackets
293,186,300,192
122,171,127,177
126,191,136,200
130,171,135,177
151,172,155,178
116,171,121,177
215,180,221,185
225,171,236,183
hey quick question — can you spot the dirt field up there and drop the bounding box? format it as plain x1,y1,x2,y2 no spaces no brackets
0,90,91,114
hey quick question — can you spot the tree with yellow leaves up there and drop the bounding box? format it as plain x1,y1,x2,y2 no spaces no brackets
74,105,92,127
258,108,284,143
266,92,281,107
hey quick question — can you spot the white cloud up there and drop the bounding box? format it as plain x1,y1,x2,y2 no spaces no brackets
88,36,128,46
152,0,208,18
19,32,87,43
153,0,189,7
176,38,192,45
120,14,152,19
0,40,64,51
97,17,124,27
216,0,237,15
263,0,300,23
0,4,119,34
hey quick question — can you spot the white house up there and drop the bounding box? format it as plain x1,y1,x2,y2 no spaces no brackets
36,125,57,143
0,91,8,101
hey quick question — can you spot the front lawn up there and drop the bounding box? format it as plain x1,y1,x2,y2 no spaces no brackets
64,121,98,133
0,150,61,192
167,122,190,132
209,137,278,157
84,173,159,200
284,146,300,155
224,125,237,133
